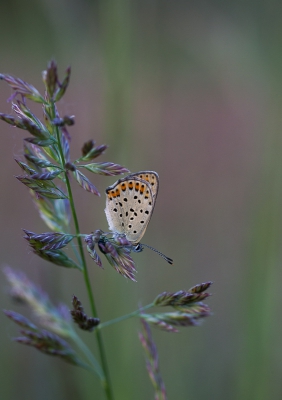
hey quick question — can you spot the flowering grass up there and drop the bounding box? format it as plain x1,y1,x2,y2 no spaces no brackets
1,61,212,400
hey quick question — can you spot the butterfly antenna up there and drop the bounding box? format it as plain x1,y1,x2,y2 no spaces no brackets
141,243,173,265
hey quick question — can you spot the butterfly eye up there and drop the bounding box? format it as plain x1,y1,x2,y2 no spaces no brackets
133,243,143,253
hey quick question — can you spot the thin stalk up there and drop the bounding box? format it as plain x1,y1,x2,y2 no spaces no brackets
51,102,114,400
74,359,97,373
98,303,154,329
70,329,104,380
70,241,83,265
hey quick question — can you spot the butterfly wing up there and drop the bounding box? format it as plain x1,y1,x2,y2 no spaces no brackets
126,171,159,198
105,174,156,244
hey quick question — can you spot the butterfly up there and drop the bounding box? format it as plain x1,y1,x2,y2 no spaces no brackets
105,171,173,264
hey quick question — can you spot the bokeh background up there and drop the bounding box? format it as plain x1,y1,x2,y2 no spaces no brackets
1,0,282,399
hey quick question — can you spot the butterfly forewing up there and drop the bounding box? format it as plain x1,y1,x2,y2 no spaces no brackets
127,171,159,198
105,174,155,244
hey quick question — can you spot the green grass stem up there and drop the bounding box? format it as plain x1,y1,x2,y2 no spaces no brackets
51,101,114,400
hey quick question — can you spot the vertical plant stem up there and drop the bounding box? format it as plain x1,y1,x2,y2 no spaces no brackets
52,103,114,400
65,174,114,399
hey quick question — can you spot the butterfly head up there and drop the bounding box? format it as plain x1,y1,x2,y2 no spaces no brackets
132,243,144,253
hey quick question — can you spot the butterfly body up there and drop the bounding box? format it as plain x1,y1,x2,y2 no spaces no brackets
105,171,173,264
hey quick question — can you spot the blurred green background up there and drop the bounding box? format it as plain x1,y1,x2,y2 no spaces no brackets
1,0,282,399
